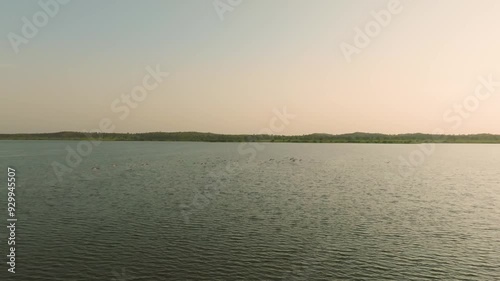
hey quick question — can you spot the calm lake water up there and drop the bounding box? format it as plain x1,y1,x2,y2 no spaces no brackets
0,141,499,280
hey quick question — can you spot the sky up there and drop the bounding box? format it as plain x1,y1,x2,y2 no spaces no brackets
1,0,500,135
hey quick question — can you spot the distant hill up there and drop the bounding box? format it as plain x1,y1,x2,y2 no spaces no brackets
1,131,500,143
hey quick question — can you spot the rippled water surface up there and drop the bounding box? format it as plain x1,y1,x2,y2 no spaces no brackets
0,141,499,280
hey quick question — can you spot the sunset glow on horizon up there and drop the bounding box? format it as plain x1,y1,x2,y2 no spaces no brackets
1,0,500,135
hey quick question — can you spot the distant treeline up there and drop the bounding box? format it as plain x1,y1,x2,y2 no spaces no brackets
1,131,500,143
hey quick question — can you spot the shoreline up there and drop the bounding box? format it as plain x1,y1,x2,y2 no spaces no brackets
1,131,500,144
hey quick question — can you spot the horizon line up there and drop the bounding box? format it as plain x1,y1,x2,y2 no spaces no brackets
2,131,500,136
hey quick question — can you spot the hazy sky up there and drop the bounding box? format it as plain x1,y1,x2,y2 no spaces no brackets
1,0,500,134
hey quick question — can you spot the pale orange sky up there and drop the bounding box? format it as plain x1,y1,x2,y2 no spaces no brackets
1,0,500,135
